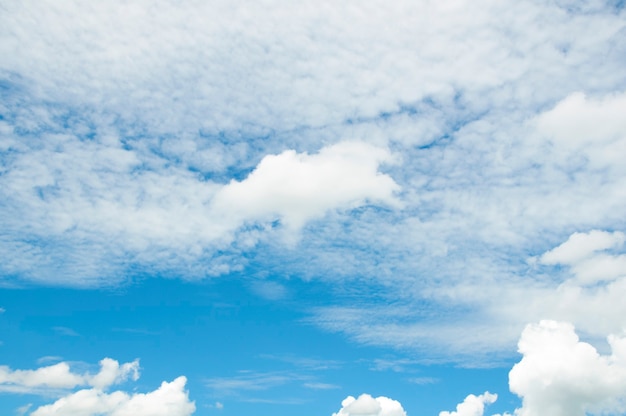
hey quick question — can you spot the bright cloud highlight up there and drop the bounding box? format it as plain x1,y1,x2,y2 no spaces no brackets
333,394,406,416
211,141,401,231
509,320,626,416
439,392,497,416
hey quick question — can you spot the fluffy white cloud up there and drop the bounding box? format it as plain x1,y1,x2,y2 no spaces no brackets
0,358,139,393
439,392,497,416
30,376,195,416
333,394,406,416
211,141,400,231
539,230,626,285
540,230,625,266
535,91,626,170
1,0,626,366
509,320,626,416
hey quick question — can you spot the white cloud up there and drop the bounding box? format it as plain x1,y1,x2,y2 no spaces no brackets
509,320,626,416
535,91,626,152
30,376,195,416
439,392,497,416
539,230,626,285
211,141,400,232
540,230,625,266
0,358,139,393
333,394,406,416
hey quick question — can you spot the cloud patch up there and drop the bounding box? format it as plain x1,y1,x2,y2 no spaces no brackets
509,320,626,416
211,141,401,232
30,376,195,416
333,394,406,416
0,358,139,393
438,392,497,416
539,230,626,285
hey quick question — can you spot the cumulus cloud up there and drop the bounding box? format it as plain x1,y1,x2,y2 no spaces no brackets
509,320,626,416
1,358,193,416
30,376,195,416
0,358,139,393
333,394,406,416
211,141,400,231
438,392,497,416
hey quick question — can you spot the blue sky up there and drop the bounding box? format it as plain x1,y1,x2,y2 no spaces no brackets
1,1,626,415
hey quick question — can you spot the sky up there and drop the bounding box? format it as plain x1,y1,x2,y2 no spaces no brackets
1,0,626,415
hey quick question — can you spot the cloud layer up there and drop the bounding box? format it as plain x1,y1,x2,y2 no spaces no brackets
509,320,626,416
1,0,625,364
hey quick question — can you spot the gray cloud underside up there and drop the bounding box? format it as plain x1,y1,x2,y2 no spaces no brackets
1,0,626,362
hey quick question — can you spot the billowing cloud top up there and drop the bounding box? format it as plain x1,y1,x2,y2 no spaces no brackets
509,320,626,416
0,359,194,416
333,394,407,416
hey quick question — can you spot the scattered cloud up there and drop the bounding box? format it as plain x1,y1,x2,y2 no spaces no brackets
438,392,497,416
333,394,406,416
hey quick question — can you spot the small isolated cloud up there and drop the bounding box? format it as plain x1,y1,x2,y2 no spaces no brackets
0,358,139,393
509,320,626,416
30,376,195,416
302,382,340,390
333,394,406,416
407,377,438,385
438,392,497,416
214,401,224,410
51,326,80,337
0,307,5,313
210,141,401,232
539,230,626,285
